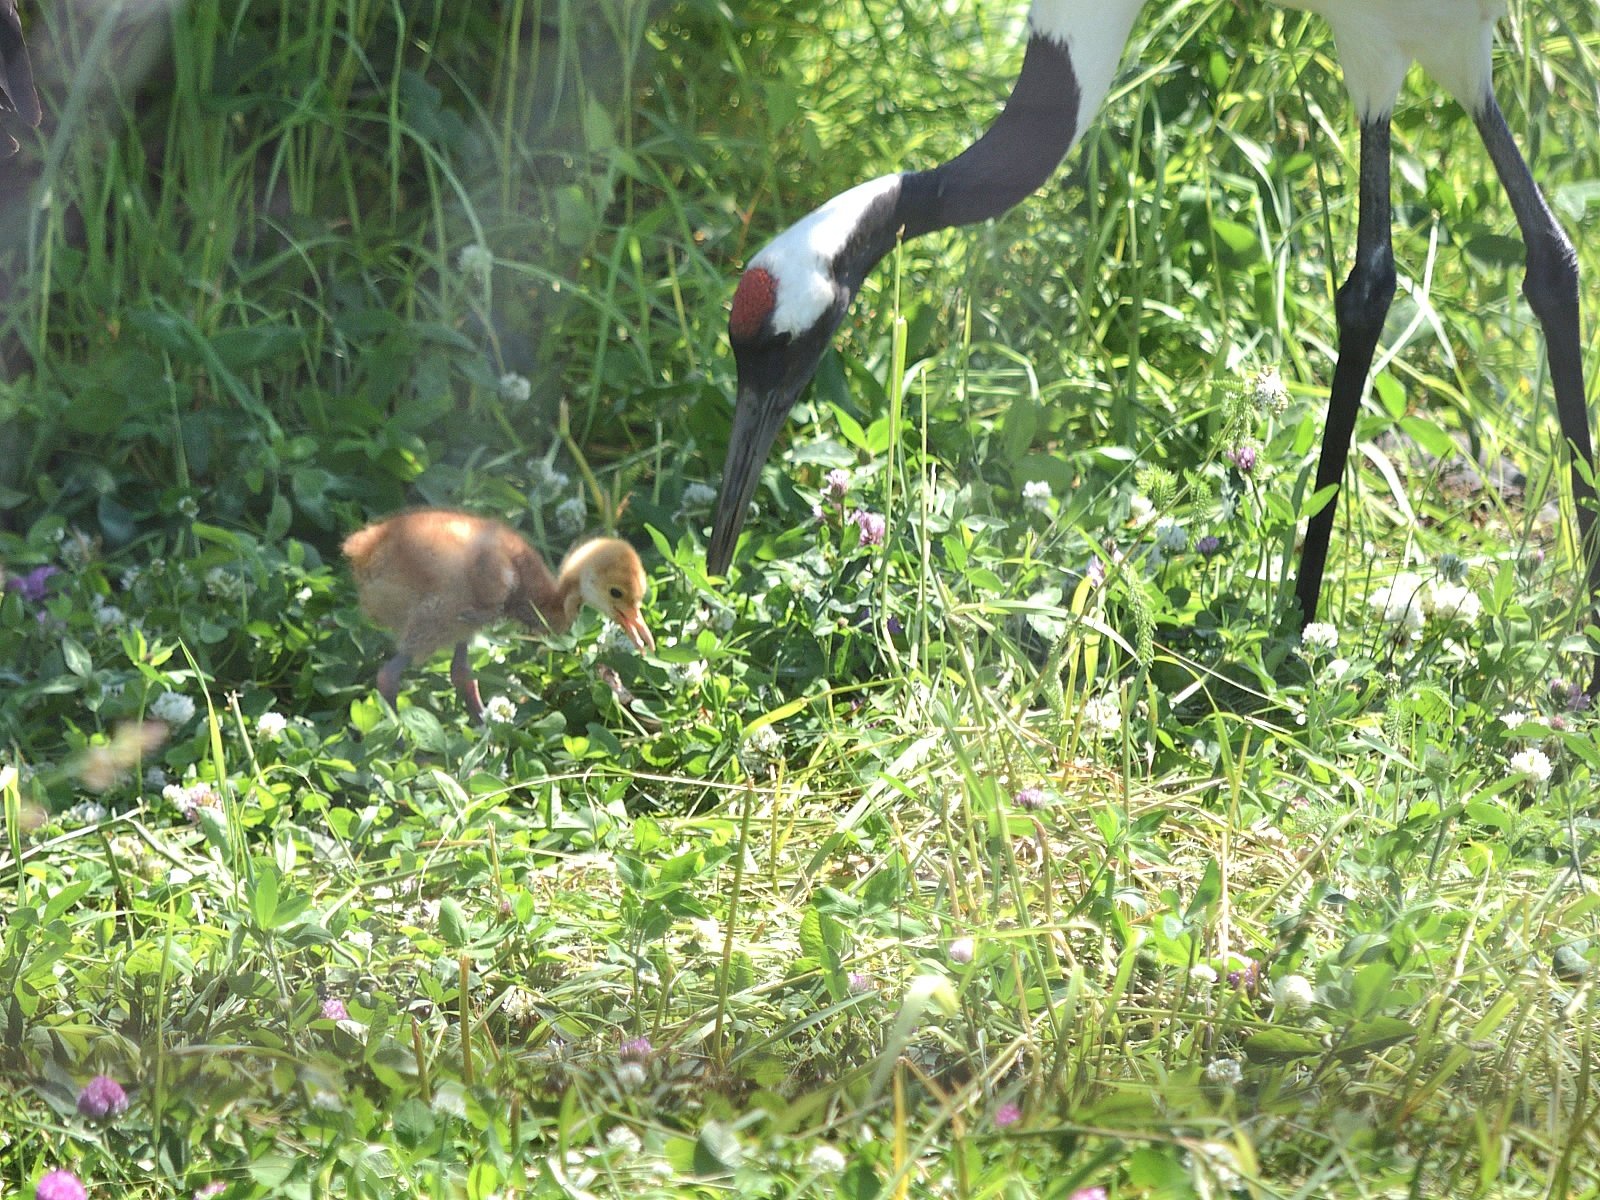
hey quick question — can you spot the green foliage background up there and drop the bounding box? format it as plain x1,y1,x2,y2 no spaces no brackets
3,1,1600,1196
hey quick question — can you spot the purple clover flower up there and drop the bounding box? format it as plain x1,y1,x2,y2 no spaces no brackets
851,510,887,547
77,1073,128,1119
8,565,60,604
36,1171,88,1200
1227,958,1261,995
823,469,851,500
1550,678,1592,713
1196,535,1222,556
993,1101,1022,1128
1225,445,1258,473
320,996,349,1021
619,1036,653,1062
1013,787,1047,811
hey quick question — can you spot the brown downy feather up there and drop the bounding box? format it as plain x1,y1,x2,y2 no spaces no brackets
343,508,654,715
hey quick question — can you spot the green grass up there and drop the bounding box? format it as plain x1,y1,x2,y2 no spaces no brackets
4,0,1600,1196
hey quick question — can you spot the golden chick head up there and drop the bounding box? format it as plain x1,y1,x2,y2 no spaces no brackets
561,537,655,652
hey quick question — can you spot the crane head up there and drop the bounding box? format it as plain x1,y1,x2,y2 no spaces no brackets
706,176,904,574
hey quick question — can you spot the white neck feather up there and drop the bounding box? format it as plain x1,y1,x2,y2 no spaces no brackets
749,175,901,336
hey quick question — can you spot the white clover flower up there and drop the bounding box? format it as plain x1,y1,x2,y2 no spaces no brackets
150,692,196,726
1203,1057,1244,1088
1368,574,1425,635
1500,709,1534,730
205,567,245,600
1189,963,1218,987
527,458,571,501
1250,365,1290,415
1155,520,1187,553
64,801,108,826
948,936,975,965
93,600,125,629
739,723,784,773
1270,974,1315,1013
1423,580,1481,624
615,1062,647,1091
163,781,219,821
1080,693,1123,740
1300,622,1339,653
120,566,143,590
679,481,718,512
457,243,493,279
309,1089,344,1112
1021,479,1053,514
806,1144,847,1174
605,1125,642,1155
58,527,96,567
1509,748,1553,783
554,495,587,538
256,711,288,740
666,660,708,689
482,695,517,724
498,372,532,403
502,986,538,1023
598,623,640,656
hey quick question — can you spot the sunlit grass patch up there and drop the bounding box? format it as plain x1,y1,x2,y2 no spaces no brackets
4,0,1600,1195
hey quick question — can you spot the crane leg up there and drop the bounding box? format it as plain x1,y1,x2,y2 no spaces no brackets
1296,117,1397,624
450,641,485,720
376,652,410,712
1473,97,1600,695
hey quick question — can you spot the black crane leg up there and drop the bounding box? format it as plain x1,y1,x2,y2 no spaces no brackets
1473,97,1600,695
450,642,485,721
377,652,410,712
1296,117,1397,624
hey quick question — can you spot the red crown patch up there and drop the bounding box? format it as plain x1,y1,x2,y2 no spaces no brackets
729,267,777,341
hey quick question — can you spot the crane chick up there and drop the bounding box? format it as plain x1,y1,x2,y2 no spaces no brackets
343,509,654,719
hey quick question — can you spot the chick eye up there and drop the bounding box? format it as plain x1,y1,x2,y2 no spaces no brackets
609,586,623,599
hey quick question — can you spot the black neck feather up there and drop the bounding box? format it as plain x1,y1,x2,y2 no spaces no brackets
896,32,1082,241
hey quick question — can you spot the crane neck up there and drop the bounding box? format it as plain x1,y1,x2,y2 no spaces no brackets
794,4,1149,327
896,25,1085,241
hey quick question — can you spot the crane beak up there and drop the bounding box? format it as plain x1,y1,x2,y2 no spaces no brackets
612,605,655,653
706,379,802,575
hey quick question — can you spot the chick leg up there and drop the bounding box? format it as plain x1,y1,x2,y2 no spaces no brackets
376,652,410,712
450,641,484,720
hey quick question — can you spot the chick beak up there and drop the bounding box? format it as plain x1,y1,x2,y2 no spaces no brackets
613,606,655,653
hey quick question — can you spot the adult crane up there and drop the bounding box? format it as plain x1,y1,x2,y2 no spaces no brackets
704,0,1599,678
